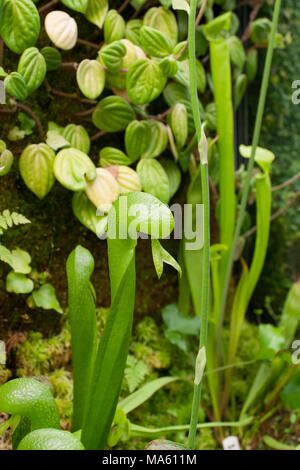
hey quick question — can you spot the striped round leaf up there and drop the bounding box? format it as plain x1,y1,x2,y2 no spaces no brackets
125,120,151,162
137,158,170,204
0,149,14,176
125,19,142,46
85,0,108,28
40,47,62,71
127,58,167,105
141,120,168,158
54,148,96,191
116,166,141,195
17,47,47,94
143,6,178,46
45,11,78,50
72,191,108,236
104,9,125,44
85,168,120,213
100,41,126,73
159,57,178,78
140,26,173,58
92,96,135,132
160,158,181,199
60,0,88,13
62,124,90,154
0,0,40,54
99,147,131,167
19,144,56,199
4,72,28,101
76,59,105,100
168,103,188,149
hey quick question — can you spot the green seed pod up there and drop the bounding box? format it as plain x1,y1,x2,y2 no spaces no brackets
92,96,135,132
18,429,84,450
143,7,178,46
62,124,90,154
100,41,127,73
141,120,168,158
0,149,14,176
85,0,108,29
140,25,173,58
76,59,105,99
127,58,167,105
159,57,178,78
4,72,28,101
116,165,142,195
168,103,188,149
234,73,248,110
104,9,125,44
54,148,96,191
17,47,47,94
99,147,131,167
125,120,151,162
145,439,187,450
85,167,120,213
45,10,78,50
137,158,170,204
246,48,258,83
72,191,108,235
125,19,142,46
40,46,62,71
19,143,56,199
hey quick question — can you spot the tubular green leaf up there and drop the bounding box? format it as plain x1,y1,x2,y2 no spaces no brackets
66,246,98,431
209,39,236,287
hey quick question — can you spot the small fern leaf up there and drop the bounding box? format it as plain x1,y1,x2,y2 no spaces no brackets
125,355,149,393
3,209,13,228
11,212,31,226
0,215,8,231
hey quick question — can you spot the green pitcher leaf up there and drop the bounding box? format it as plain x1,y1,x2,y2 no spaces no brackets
18,429,85,450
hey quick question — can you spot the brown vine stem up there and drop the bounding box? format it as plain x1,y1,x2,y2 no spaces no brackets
0,106,17,114
71,107,97,117
11,100,44,140
241,0,263,43
118,0,131,14
60,62,78,69
90,130,106,141
272,171,300,192
242,192,300,239
44,79,97,104
173,0,207,60
77,39,100,50
38,0,59,14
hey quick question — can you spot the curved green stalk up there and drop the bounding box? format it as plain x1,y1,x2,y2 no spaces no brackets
130,417,252,439
217,0,282,371
187,0,210,450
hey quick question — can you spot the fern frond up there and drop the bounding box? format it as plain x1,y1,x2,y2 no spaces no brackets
124,355,149,393
0,210,30,235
